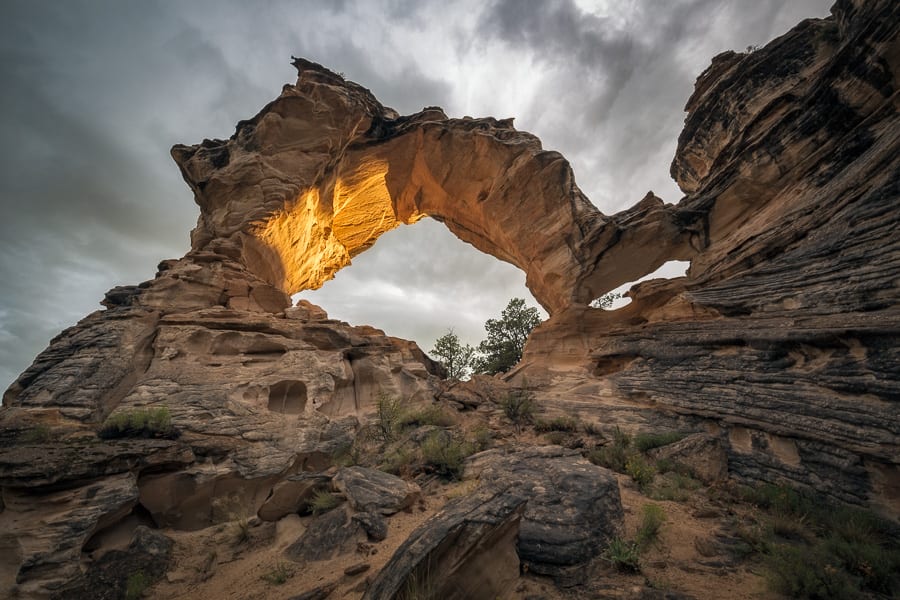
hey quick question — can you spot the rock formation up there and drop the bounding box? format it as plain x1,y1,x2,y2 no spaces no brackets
0,0,898,597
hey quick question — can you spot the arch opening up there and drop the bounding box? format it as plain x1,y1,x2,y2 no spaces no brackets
590,260,691,310
295,218,546,358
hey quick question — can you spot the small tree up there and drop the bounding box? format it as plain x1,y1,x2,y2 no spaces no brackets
430,329,475,380
474,298,542,374
590,292,622,309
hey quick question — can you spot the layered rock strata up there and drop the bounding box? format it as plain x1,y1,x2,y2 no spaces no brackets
519,0,900,514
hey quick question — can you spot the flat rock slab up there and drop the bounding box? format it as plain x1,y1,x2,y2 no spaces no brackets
332,466,420,515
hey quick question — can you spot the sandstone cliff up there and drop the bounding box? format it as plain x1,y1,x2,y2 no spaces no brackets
0,0,898,597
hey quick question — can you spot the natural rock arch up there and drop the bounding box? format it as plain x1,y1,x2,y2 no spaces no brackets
172,57,696,316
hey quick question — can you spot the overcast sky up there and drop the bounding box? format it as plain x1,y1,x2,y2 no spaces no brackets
0,0,832,391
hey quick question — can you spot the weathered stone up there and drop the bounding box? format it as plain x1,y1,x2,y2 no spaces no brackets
0,472,138,598
258,473,331,521
332,466,421,515
287,582,337,600
470,446,625,579
352,511,388,542
285,507,363,563
362,489,526,600
51,526,173,600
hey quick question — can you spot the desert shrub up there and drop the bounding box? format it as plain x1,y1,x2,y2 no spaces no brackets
544,431,568,445
766,545,860,599
602,537,641,572
399,558,437,600
587,444,628,472
625,455,656,490
307,489,341,516
400,404,456,428
650,471,702,502
99,407,176,439
380,446,418,477
582,421,603,436
534,416,579,433
636,504,666,548
500,389,535,432
730,483,900,598
471,425,493,451
634,431,685,452
124,571,149,600
231,515,251,545
421,431,473,480
260,562,294,585
375,393,406,443
586,427,632,472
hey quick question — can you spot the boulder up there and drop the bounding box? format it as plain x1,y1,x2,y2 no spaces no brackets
332,466,421,515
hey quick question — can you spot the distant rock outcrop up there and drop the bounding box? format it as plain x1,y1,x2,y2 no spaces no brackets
0,0,898,596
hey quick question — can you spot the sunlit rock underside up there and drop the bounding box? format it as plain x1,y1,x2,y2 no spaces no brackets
0,0,898,596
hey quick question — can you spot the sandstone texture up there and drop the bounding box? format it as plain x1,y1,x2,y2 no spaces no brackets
519,0,900,513
0,0,898,597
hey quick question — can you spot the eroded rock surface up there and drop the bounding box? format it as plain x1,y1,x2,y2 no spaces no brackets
0,0,898,596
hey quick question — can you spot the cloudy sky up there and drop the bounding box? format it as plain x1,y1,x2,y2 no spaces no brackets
0,0,832,390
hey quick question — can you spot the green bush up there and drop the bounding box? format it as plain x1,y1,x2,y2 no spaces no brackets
544,431,568,445
636,504,666,548
379,446,418,477
307,489,341,516
586,427,632,472
124,571,149,600
650,471,702,502
582,421,603,436
634,431,685,452
400,404,457,428
375,393,406,443
534,416,579,433
471,425,493,451
625,455,656,490
260,562,294,585
421,431,473,480
602,537,641,572
98,407,176,439
500,389,535,433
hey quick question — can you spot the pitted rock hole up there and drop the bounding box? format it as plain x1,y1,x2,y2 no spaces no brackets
267,380,308,414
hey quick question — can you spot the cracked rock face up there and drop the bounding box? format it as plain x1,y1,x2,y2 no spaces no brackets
0,0,899,596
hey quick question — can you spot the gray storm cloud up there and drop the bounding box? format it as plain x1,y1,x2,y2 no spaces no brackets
0,0,832,390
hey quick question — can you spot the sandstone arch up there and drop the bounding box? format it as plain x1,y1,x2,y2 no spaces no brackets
171,58,695,316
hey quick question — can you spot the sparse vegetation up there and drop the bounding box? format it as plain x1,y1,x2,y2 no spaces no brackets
649,471,702,502
725,483,900,598
534,415,579,433
260,562,294,585
421,431,473,480
374,393,406,443
380,445,418,477
399,404,457,429
636,503,666,548
582,421,603,436
633,431,684,452
124,571,149,600
308,489,341,515
232,515,251,545
98,407,176,439
500,388,535,433
602,537,641,572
